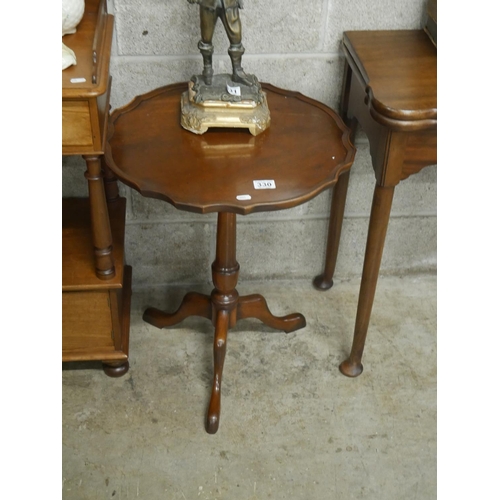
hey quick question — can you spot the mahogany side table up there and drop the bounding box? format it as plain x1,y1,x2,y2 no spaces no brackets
62,0,131,377
105,82,355,433
314,30,437,377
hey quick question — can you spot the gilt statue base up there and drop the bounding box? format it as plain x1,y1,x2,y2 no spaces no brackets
180,75,271,136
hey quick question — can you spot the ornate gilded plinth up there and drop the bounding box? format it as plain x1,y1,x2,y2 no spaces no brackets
180,75,271,136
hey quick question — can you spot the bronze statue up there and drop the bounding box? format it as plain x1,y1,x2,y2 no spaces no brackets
181,0,270,136
187,0,254,87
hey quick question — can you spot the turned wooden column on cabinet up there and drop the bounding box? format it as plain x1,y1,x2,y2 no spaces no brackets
62,0,131,377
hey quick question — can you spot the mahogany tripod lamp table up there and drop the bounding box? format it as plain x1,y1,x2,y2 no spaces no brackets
105,82,355,433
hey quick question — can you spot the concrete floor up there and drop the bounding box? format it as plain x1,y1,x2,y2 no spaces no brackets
62,274,436,499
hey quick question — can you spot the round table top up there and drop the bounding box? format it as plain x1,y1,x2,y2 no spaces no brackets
105,82,355,215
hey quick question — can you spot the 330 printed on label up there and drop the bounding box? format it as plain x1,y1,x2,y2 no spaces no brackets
253,180,276,189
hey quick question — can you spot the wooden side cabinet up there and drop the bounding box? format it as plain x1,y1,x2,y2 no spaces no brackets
62,0,131,377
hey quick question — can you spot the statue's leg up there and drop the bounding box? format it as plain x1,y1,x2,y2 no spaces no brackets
228,43,254,86
221,6,242,45
222,8,254,86
199,7,217,84
198,40,214,85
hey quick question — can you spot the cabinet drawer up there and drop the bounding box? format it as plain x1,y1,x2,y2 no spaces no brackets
62,290,114,352
62,101,93,149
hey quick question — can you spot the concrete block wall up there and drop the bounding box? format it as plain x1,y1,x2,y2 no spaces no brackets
62,0,436,289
